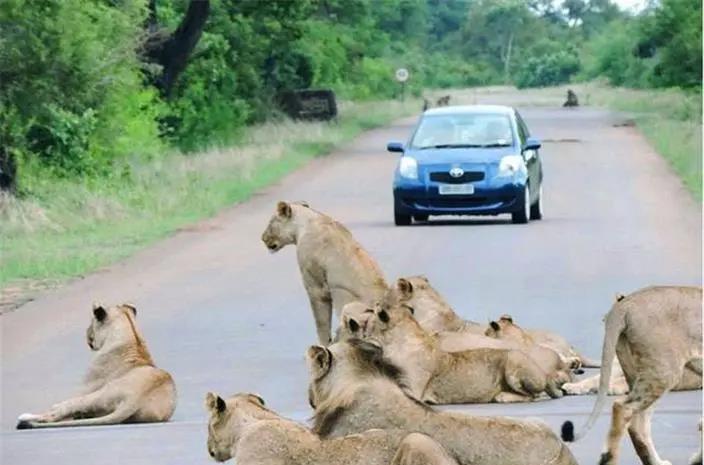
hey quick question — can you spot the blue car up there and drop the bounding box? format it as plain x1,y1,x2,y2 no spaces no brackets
389,105,543,225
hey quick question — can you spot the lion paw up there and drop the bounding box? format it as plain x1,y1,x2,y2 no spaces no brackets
17,413,39,422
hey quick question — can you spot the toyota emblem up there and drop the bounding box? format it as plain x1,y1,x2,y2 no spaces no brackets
449,167,464,178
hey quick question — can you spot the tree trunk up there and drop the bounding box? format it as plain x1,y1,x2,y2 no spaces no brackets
0,147,17,193
503,32,514,84
144,0,210,98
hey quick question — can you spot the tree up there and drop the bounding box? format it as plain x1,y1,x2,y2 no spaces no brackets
144,0,210,98
463,0,535,83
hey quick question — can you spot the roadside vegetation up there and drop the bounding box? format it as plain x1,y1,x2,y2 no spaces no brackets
1,0,700,298
0,99,418,294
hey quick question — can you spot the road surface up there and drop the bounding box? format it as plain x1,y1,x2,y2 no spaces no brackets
2,93,701,465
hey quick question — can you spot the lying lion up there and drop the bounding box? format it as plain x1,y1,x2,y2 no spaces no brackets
261,201,388,344
307,338,578,465
17,303,176,429
345,302,562,403
485,314,574,385
387,275,598,367
562,286,702,465
205,392,458,465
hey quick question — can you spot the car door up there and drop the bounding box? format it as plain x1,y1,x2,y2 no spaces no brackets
515,111,540,201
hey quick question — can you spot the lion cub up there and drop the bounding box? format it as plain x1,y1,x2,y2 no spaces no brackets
17,303,176,429
349,302,563,403
205,392,458,465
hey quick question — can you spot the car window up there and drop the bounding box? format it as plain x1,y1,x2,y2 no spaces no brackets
410,113,514,149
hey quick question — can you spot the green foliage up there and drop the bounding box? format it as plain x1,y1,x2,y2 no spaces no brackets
1,0,700,188
515,49,581,88
579,0,701,89
0,0,163,179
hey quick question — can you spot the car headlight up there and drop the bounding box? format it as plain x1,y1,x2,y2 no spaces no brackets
398,156,418,179
497,155,526,177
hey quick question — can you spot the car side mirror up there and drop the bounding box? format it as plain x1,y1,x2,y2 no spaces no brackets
523,137,541,152
387,141,405,153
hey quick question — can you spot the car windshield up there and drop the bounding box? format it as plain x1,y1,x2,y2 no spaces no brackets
410,113,514,149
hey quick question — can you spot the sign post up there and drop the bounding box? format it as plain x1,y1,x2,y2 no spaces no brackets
395,67,409,101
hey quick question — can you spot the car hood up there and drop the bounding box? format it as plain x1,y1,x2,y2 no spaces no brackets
405,146,517,165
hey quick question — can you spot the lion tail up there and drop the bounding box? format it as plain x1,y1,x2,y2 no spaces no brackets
561,301,627,442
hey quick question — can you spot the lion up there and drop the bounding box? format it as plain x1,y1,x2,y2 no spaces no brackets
561,286,702,465
205,392,458,465
352,302,563,402
561,295,701,397
387,275,598,367
17,303,176,429
339,301,572,391
261,201,388,344
307,338,578,465
484,314,575,384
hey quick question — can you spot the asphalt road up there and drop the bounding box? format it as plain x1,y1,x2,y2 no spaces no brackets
2,96,701,465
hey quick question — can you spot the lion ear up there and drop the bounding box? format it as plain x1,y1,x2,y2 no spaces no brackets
93,304,107,322
205,392,227,414
499,314,512,323
276,201,292,218
249,394,266,406
397,278,413,297
307,345,332,371
615,293,626,302
489,321,500,331
122,303,137,317
347,318,360,333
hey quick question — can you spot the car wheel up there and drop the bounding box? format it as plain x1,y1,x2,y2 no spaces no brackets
511,185,530,224
530,184,543,220
395,211,412,226
413,214,428,222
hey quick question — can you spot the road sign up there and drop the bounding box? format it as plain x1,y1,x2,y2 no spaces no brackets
395,68,409,83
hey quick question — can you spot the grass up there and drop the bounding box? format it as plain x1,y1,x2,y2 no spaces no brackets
0,98,420,297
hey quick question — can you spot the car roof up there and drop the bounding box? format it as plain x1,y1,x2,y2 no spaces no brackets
423,105,515,116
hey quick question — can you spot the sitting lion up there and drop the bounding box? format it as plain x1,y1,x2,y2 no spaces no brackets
350,302,563,403
17,303,176,429
561,286,702,465
261,201,388,344
205,392,458,465
307,339,578,465
386,275,598,367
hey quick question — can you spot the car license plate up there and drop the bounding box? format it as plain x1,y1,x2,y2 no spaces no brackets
439,184,474,195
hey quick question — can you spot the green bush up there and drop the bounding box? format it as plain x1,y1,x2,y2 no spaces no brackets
515,50,580,89
0,0,162,180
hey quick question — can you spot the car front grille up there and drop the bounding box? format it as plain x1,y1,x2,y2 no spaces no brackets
429,171,485,184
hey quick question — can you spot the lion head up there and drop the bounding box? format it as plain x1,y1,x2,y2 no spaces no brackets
205,392,268,462
86,303,142,352
335,302,376,341
260,201,299,252
364,301,415,340
306,339,404,410
485,314,533,345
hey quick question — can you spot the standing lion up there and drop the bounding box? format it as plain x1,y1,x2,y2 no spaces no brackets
561,286,702,465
